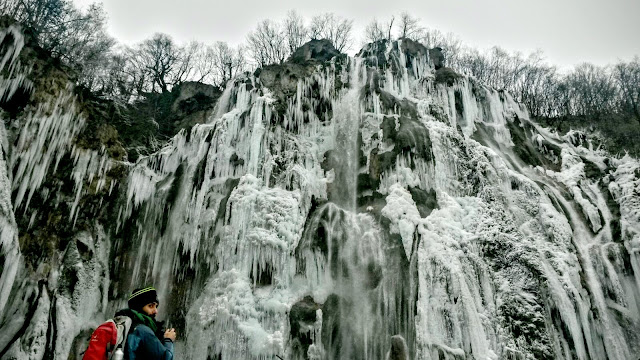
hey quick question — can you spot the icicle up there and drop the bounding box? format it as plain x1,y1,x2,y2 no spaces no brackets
0,80,21,319
0,25,34,104
69,146,113,226
10,84,86,212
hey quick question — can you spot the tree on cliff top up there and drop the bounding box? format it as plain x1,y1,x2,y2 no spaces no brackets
0,0,113,65
247,19,288,67
614,56,640,122
129,33,200,93
309,13,353,52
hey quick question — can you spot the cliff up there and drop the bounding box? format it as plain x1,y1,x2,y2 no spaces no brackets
1,24,640,360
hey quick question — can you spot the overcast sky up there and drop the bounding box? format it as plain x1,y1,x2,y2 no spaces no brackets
72,0,640,69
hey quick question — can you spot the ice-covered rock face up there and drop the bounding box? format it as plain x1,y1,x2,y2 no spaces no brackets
1,26,640,360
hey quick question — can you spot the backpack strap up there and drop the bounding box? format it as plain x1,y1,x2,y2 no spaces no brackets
111,315,133,353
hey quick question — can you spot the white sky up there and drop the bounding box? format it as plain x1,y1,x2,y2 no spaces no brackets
72,0,640,69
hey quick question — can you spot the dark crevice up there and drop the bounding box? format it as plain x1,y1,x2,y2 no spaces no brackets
0,282,44,358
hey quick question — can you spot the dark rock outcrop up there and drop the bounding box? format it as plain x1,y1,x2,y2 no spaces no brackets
435,67,462,86
290,296,322,359
387,335,410,360
289,39,341,64
172,81,221,130
428,47,445,69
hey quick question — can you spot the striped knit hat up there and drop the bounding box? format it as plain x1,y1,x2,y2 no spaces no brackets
128,286,159,311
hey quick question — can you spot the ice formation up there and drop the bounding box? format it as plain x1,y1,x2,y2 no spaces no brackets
1,26,639,360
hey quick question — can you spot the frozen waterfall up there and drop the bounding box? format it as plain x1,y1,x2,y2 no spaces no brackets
0,27,639,360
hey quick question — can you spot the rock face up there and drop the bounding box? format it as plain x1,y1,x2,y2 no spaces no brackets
171,81,221,130
289,39,341,64
2,27,640,360
387,335,410,360
428,47,445,69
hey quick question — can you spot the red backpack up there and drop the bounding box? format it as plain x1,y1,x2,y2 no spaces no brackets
82,316,132,360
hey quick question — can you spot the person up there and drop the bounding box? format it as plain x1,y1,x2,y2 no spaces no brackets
114,286,176,360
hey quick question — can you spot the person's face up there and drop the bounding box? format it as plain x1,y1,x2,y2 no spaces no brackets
141,302,159,318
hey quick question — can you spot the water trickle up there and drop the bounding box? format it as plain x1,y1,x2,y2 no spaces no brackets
297,202,411,360
330,58,365,210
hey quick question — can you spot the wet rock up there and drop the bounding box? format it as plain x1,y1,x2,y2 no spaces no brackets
321,294,346,359
68,329,93,360
172,81,221,129
581,157,603,179
290,296,321,359
358,38,432,75
172,81,219,111
387,335,410,360
428,47,445,69
229,153,245,167
365,261,383,289
500,116,561,172
408,187,438,217
258,58,336,126
357,39,390,68
214,178,241,224
400,39,431,76
435,67,461,86
400,38,430,59
259,63,313,95
376,109,433,169
289,39,341,64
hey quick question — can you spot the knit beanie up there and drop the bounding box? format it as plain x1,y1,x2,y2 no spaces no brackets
128,286,159,311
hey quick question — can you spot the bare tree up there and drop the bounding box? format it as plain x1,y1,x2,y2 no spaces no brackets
364,18,385,43
130,33,189,93
171,41,202,84
614,57,640,122
309,13,353,52
512,51,559,117
284,10,308,54
7,0,70,38
386,16,395,41
420,28,445,49
102,52,137,100
207,42,246,86
397,12,423,40
0,0,21,18
564,63,617,117
3,1,116,94
308,14,328,40
420,28,463,68
4,0,114,64
58,4,114,73
247,19,287,67
363,16,395,44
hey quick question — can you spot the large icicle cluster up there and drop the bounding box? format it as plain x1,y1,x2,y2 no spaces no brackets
0,24,116,359
0,25,25,318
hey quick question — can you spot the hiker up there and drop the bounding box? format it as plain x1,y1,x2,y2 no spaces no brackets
114,286,176,360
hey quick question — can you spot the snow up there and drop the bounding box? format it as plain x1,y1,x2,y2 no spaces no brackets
187,269,287,359
219,174,304,284
545,148,604,232
381,184,422,259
